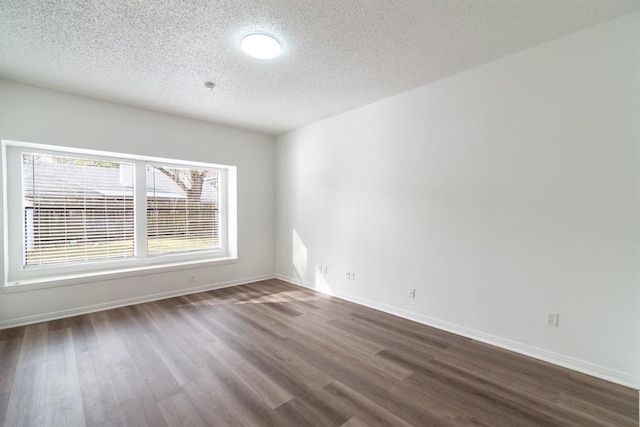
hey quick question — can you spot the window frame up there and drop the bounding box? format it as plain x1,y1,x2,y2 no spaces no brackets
20,151,138,268
1,140,237,292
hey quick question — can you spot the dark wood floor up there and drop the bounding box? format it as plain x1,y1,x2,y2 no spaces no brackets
0,279,637,426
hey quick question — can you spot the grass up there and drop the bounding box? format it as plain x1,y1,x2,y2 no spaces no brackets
26,237,219,265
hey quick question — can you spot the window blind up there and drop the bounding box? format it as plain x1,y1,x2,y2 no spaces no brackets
146,164,220,255
22,153,135,266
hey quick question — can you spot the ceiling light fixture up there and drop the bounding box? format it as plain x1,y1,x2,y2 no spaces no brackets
241,32,282,59
204,81,216,91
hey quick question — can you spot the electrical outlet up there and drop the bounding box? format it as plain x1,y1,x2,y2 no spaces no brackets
545,312,559,327
345,272,356,280
408,288,416,299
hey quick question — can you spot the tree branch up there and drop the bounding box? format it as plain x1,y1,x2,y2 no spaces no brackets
155,166,189,194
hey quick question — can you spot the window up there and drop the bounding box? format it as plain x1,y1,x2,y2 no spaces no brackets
2,140,237,287
147,164,220,255
22,153,135,266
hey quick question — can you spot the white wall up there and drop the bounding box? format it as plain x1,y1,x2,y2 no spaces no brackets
276,13,640,387
0,79,275,326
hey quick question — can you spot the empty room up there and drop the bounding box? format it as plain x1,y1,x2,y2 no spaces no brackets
0,1,639,426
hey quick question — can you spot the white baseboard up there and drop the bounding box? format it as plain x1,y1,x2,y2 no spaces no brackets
276,274,639,390
0,274,274,330
4,272,637,390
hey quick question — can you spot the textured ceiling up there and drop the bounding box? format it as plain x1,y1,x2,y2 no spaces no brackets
1,1,639,136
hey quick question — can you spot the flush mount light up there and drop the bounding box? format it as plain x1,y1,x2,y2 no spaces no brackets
241,32,282,59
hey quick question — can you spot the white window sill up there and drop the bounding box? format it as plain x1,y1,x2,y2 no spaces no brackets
1,256,238,293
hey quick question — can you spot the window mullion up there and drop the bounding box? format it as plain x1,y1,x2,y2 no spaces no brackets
134,160,148,259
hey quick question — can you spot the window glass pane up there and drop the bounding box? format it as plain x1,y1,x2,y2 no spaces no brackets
146,164,219,255
22,153,135,266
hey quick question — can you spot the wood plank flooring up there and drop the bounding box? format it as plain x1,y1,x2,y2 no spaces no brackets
0,279,637,426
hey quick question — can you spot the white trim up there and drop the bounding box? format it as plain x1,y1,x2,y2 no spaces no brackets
3,269,636,390
2,139,231,170
2,139,237,285
2,256,238,293
276,274,640,390
0,273,273,329
134,159,148,259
